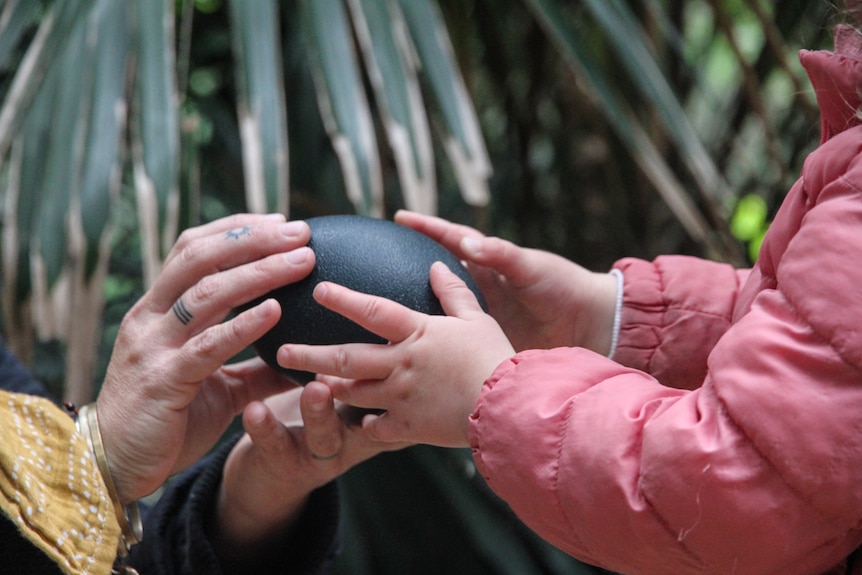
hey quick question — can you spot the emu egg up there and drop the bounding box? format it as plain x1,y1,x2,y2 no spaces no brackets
252,214,486,384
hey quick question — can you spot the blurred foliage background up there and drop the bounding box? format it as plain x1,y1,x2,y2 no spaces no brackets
0,0,836,573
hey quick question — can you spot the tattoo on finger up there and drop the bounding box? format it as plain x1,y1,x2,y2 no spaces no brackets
225,226,252,240
172,298,193,325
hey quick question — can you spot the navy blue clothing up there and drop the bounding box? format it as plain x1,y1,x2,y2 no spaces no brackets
0,341,340,574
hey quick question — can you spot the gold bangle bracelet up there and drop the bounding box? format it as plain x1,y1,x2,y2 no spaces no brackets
76,403,143,556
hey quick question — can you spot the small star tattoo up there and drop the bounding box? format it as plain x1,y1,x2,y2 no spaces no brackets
226,226,252,240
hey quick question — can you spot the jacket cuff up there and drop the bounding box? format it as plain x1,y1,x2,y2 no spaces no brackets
610,257,666,373
610,256,741,390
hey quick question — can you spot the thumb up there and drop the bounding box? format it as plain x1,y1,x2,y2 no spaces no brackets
461,236,539,289
430,262,485,319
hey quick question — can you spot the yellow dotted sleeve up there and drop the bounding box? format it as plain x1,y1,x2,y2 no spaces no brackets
0,390,121,575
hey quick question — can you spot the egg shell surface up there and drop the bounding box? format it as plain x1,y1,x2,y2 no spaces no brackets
252,214,486,383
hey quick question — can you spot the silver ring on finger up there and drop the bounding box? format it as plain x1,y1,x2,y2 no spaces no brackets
172,297,194,325
310,451,339,461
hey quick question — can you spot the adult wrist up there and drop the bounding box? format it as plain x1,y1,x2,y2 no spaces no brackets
76,403,143,556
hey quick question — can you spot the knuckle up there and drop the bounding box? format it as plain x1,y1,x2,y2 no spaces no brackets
249,256,276,281
361,297,383,324
333,348,351,376
175,241,204,269
394,383,412,403
227,314,248,341
485,236,510,258
225,213,249,228
190,273,222,304
192,327,220,358
173,228,196,252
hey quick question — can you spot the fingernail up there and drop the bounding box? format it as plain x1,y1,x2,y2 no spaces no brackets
254,298,278,316
314,283,328,298
462,237,481,256
286,246,311,264
276,346,290,367
281,221,307,237
264,213,287,221
246,403,268,425
308,398,327,414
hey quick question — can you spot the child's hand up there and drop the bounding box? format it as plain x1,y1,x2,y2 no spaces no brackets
394,210,618,354
276,262,515,447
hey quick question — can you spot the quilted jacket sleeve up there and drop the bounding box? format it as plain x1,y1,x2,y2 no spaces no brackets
611,255,748,390
468,129,862,575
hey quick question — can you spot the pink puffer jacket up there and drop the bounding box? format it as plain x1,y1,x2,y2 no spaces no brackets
468,26,862,575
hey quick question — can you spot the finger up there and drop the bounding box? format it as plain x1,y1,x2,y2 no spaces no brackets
429,262,486,319
152,219,311,311
300,382,343,460
260,387,304,426
162,213,284,265
173,298,283,382
217,358,301,411
312,281,419,343
394,210,485,259
242,401,293,458
221,356,296,389
360,411,403,443
277,342,393,384
314,373,354,388
166,246,314,333
460,236,554,292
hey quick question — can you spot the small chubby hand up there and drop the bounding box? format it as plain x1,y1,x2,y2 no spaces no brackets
277,262,515,447
395,209,618,354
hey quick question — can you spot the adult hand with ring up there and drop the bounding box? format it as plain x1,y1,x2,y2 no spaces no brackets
214,380,410,558
95,213,315,503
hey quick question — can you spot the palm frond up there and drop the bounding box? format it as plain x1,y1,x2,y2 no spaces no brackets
228,0,289,215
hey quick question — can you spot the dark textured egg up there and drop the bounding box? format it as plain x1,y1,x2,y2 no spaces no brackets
252,214,486,384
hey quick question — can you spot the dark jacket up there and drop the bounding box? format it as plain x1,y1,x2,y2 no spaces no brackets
0,341,340,575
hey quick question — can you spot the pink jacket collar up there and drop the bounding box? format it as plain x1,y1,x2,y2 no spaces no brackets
801,24,862,144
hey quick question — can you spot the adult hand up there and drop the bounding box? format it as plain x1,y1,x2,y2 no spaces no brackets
97,214,315,503
277,262,516,447
394,210,618,354
215,380,408,556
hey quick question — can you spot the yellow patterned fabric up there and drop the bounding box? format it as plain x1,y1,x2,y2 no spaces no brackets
0,390,121,575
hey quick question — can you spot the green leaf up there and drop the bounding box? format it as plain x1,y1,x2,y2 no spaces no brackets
35,14,89,288
79,0,129,278
398,0,490,206
523,0,735,262
301,0,383,216
730,193,768,241
349,0,436,214
0,0,99,168
583,0,733,208
131,0,180,284
0,1,42,74
228,0,289,215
